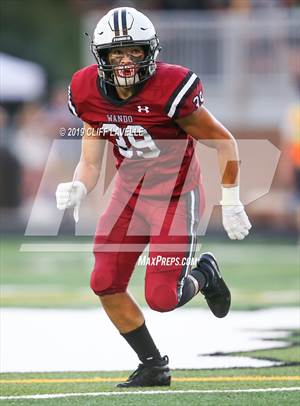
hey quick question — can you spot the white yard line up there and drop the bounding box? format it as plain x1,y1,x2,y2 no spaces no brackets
0,387,299,400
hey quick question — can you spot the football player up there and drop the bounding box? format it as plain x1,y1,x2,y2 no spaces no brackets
56,7,251,387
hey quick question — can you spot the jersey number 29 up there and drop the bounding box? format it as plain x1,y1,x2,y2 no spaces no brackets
101,124,161,159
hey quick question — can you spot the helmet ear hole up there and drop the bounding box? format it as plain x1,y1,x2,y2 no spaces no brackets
142,45,150,59
100,49,109,64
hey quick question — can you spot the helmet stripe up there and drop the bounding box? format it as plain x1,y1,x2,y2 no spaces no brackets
121,9,128,35
113,10,120,36
118,10,123,36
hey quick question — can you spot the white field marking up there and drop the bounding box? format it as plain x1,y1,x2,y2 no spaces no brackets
198,244,298,265
20,243,204,252
1,308,298,373
230,289,300,303
20,243,93,252
18,243,298,260
1,285,89,293
1,285,71,293
0,387,300,400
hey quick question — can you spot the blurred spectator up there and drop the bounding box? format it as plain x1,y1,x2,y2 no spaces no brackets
73,0,299,11
0,106,9,146
230,0,300,10
159,0,230,9
12,86,82,212
13,103,54,202
279,34,300,236
280,103,300,237
47,85,80,129
0,147,21,208
0,107,21,208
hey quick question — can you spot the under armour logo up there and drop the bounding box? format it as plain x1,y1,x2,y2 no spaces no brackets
137,105,150,113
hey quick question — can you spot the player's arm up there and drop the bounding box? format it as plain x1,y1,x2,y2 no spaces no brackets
73,122,105,191
56,122,105,222
176,106,239,186
176,106,251,240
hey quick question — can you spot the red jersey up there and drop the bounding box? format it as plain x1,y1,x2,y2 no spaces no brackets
68,62,204,197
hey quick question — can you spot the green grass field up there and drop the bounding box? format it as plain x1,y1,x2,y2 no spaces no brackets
1,343,299,405
1,237,299,405
1,237,299,309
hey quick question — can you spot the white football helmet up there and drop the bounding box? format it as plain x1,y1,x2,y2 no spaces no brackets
91,7,161,87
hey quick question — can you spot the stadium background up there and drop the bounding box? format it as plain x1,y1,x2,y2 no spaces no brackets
1,0,299,236
0,0,299,404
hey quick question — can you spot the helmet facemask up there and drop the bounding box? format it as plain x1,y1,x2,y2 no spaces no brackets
91,37,160,87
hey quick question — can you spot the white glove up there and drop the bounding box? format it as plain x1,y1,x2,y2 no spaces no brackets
220,186,251,240
56,181,87,223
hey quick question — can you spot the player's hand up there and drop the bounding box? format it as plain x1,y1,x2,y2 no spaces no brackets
221,204,251,240
55,181,87,223
220,185,251,240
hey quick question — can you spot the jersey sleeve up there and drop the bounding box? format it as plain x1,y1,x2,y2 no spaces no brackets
67,84,79,118
164,70,204,120
67,65,99,126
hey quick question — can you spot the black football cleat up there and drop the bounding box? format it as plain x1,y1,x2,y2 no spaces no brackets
117,356,171,388
197,252,231,318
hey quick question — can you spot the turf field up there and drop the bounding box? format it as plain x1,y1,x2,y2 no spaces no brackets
1,237,299,309
1,352,300,405
0,237,299,404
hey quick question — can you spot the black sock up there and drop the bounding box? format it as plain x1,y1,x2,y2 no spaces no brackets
190,267,207,290
121,322,162,365
177,268,207,308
